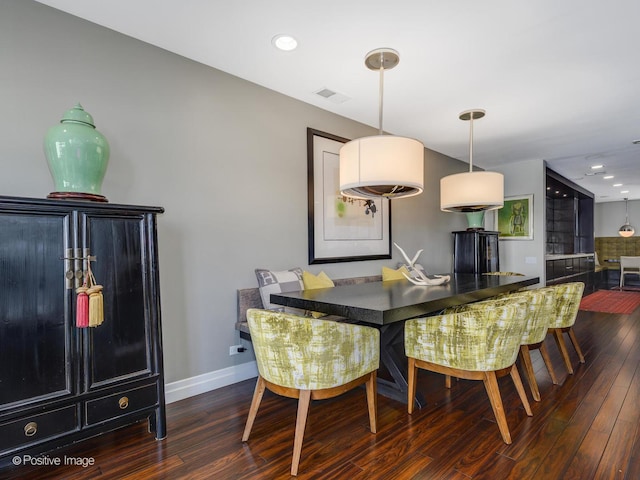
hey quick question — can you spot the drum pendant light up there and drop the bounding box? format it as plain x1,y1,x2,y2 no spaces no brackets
440,109,504,218
619,197,635,237
339,48,424,199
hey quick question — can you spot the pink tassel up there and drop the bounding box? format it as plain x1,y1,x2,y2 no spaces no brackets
76,286,89,328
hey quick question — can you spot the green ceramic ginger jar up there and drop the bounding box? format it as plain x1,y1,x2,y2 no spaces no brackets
44,103,110,202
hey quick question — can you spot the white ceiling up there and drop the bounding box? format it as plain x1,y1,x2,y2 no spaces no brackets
36,0,640,203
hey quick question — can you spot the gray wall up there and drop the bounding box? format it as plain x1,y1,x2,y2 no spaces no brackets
492,159,546,282
1,1,470,385
595,200,640,237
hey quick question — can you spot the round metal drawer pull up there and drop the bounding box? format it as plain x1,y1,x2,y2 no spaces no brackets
24,422,38,437
119,397,129,410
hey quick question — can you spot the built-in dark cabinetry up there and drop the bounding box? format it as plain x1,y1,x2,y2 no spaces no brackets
546,168,594,255
0,196,165,467
546,254,596,292
545,167,595,290
453,230,499,274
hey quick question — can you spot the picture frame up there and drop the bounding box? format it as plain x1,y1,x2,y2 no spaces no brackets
494,194,534,240
307,128,391,264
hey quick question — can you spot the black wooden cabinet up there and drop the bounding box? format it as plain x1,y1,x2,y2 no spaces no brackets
545,254,596,292
0,196,165,467
453,230,499,274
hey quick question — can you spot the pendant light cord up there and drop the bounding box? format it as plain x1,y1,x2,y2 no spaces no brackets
379,60,395,195
468,114,474,172
625,198,630,223
378,51,384,135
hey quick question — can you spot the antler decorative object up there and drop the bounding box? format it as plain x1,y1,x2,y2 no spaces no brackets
393,242,450,286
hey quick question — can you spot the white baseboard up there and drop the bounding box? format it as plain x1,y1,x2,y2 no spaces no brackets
165,361,258,404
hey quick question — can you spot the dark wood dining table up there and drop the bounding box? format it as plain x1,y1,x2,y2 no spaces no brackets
271,273,540,406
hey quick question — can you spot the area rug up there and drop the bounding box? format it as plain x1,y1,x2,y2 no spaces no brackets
612,285,640,292
579,289,640,314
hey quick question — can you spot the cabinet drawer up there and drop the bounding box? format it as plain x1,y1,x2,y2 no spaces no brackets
0,405,79,454
85,384,157,426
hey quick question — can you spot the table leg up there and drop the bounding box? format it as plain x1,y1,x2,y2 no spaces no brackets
375,322,426,408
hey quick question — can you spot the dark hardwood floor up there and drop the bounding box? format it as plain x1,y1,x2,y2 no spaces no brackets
4,303,640,479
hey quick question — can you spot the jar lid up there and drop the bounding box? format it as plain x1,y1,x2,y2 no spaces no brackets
60,103,95,127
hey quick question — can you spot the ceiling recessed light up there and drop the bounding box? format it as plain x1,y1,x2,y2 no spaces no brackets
272,34,298,51
613,183,623,187
591,164,604,169
603,175,614,179
621,190,630,194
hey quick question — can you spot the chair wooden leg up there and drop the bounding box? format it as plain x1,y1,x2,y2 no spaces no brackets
366,371,378,433
445,375,452,389
242,376,266,442
519,345,540,401
291,390,311,476
568,327,585,363
509,364,533,416
482,371,511,444
539,341,559,385
407,357,417,414
551,328,574,374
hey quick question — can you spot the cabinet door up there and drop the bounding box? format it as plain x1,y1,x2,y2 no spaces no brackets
454,232,499,274
0,210,74,408
81,213,154,390
453,233,478,273
479,233,499,273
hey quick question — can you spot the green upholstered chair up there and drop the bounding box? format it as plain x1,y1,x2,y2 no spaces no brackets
405,300,532,444
546,282,586,374
243,308,380,476
489,287,559,401
444,289,557,401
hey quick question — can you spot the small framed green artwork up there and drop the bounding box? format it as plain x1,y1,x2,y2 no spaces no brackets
495,194,533,240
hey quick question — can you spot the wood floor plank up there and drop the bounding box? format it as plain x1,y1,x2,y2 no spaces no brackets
593,419,638,480
500,417,568,480
623,417,640,480
530,370,618,479
564,429,609,480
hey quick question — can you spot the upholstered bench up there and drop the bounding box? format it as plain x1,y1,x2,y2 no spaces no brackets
596,236,640,269
236,274,382,340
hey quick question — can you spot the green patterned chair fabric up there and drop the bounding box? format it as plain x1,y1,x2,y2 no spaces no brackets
247,308,379,389
444,291,550,343
243,308,380,475
545,282,586,375
469,287,558,401
547,282,585,329
405,298,533,444
406,301,527,372
492,287,556,345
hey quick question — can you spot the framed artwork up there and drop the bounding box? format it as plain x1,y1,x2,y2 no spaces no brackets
494,194,534,240
307,128,391,264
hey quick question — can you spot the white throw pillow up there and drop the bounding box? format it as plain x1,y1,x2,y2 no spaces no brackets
255,267,305,314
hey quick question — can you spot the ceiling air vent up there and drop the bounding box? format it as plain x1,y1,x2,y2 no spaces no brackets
314,88,350,104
